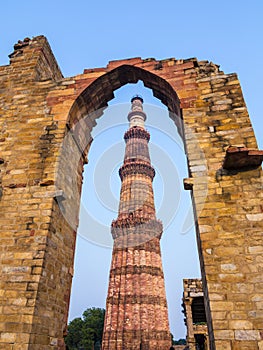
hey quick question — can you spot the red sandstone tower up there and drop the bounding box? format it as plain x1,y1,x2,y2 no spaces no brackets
102,97,171,350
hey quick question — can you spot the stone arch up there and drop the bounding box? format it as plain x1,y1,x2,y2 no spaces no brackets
54,64,183,234
55,64,212,348
0,36,263,350
66,63,181,141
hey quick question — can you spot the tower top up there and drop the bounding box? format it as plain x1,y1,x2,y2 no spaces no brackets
131,95,144,103
128,95,146,128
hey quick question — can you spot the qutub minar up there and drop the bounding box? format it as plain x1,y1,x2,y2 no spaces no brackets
102,97,171,349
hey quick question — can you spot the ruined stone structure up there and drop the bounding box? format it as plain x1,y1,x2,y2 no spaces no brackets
102,97,171,349
183,279,208,350
0,36,263,349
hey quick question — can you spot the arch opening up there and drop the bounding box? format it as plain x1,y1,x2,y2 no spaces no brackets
55,65,186,237
67,64,182,140
65,78,202,342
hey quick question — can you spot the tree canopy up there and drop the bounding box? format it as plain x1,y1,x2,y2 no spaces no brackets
173,338,187,345
65,307,105,350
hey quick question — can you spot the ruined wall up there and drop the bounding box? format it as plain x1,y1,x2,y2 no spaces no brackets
0,36,262,349
183,278,208,349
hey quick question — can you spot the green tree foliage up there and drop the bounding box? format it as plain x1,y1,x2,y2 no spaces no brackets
65,307,105,350
173,338,187,345
65,317,84,349
82,308,105,348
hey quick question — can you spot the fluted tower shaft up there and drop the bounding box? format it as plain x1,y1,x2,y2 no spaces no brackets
102,97,171,350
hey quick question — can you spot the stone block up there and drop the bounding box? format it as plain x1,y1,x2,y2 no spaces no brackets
235,330,261,341
214,330,234,339
0,332,16,343
229,320,253,330
214,340,232,350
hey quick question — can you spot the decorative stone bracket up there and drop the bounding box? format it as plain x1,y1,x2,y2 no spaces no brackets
223,146,263,170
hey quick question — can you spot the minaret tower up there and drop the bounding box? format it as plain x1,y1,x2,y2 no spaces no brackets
102,97,171,350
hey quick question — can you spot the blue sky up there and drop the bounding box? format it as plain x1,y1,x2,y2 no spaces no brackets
1,0,262,340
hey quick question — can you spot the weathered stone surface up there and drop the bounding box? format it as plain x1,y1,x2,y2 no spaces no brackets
0,35,262,349
234,330,261,341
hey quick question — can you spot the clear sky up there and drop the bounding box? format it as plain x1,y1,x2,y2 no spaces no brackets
1,0,262,340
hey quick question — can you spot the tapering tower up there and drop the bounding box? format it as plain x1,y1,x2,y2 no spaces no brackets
102,97,171,350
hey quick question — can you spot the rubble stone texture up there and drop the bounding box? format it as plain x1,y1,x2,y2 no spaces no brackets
0,36,262,349
102,97,171,349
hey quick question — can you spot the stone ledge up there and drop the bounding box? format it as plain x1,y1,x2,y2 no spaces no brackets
223,146,263,169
